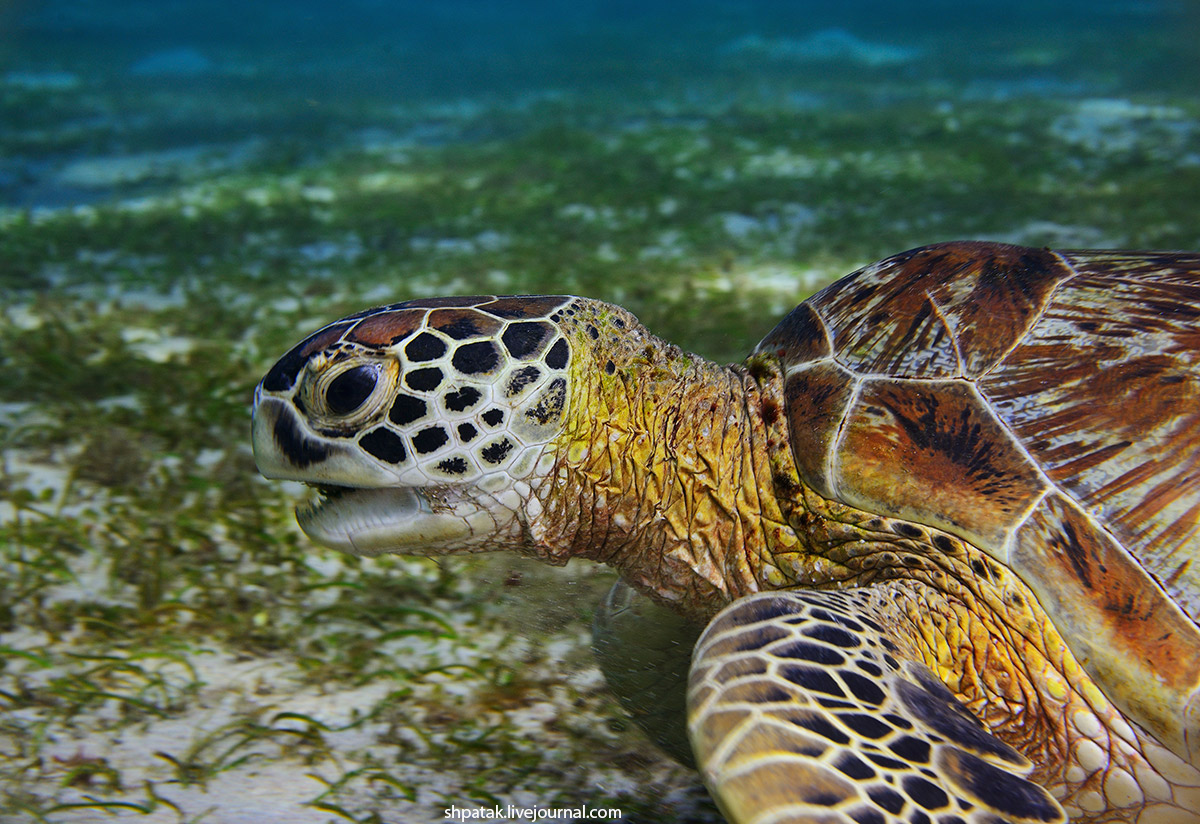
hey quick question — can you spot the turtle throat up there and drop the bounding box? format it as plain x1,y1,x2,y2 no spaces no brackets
536,334,805,622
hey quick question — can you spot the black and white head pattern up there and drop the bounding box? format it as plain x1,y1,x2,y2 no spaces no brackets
256,295,577,486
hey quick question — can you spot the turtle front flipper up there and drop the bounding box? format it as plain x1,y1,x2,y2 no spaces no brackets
688,590,1067,824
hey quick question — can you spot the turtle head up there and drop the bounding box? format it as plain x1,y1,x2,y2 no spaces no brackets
252,295,590,558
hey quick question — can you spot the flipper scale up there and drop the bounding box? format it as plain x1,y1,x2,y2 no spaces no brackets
688,590,1067,824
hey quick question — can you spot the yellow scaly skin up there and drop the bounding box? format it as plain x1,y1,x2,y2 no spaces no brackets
527,305,794,618
539,305,1200,822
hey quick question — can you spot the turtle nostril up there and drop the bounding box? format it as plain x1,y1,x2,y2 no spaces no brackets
326,365,379,415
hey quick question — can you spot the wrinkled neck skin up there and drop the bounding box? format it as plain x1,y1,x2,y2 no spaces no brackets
526,305,807,623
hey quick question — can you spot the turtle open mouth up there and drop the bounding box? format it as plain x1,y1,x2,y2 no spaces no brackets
307,483,351,502
294,483,479,556
298,482,359,518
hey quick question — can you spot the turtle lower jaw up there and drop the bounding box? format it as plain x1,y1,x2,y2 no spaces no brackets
296,484,480,556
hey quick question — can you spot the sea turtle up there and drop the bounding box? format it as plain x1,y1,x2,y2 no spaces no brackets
251,241,1200,823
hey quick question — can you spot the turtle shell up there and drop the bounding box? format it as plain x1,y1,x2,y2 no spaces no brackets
756,240,1200,761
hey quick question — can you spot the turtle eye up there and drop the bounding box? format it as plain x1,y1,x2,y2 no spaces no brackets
305,355,398,429
325,365,379,416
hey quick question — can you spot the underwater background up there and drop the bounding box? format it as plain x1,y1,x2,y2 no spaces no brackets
1,1,1198,822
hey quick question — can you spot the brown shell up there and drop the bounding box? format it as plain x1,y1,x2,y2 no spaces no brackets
758,240,1200,760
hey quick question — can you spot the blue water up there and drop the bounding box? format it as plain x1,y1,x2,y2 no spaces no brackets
3,0,1197,208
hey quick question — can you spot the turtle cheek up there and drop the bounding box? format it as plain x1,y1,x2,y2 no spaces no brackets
252,398,403,487
252,398,320,477
250,398,325,478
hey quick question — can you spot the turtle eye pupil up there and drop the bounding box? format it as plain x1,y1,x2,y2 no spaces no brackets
326,365,378,415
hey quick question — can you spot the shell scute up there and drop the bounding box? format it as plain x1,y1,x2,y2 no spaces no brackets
835,378,1046,549
782,362,857,499
757,302,831,364
803,241,1070,379
1011,492,1200,759
979,251,1200,623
